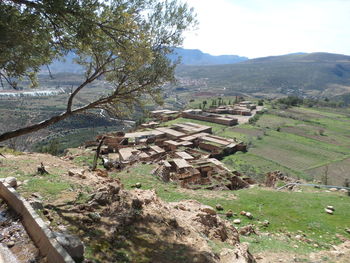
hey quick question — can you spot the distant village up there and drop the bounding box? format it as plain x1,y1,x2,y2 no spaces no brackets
85,100,266,190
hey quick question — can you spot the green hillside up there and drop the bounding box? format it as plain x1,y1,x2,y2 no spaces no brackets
175,52,350,98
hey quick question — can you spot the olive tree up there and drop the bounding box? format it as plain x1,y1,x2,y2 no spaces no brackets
0,0,196,142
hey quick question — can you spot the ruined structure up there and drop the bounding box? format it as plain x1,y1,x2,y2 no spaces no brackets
182,109,238,126
85,121,251,190
150,109,180,121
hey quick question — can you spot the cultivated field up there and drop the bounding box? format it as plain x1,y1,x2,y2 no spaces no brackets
163,104,350,185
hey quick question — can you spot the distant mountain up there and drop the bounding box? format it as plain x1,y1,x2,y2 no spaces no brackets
40,52,83,75
41,48,248,74
175,52,350,98
169,48,248,65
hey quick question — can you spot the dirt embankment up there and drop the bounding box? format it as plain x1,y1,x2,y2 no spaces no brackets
0,152,255,263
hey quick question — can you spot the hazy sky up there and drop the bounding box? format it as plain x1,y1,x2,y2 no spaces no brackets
182,0,350,58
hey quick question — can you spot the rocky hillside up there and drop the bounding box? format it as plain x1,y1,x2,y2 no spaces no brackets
0,150,255,263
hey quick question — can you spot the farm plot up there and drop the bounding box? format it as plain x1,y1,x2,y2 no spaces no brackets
255,113,300,129
305,157,350,185
223,152,306,181
281,125,350,147
249,131,349,171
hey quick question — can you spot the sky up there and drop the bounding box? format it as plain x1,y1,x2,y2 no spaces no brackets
182,0,350,58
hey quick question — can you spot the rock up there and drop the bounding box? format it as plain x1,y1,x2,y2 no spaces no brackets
132,198,143,210
233,219,241,224
216,204,224,211
68,169,84,177
29,199,44,210
239,225,256,236
262,220,270,227
325,208,334,215
54,232,84,262
95,169,108,177
329,188,338,192
339,189,349,193
295,235,302,240
245,212,253,219
4,177,17,187
219,243,255,263
6,241,15,248
93,191,110,206
326,206,335,211
240,211,246,216
226,210,233,218
200,205,217,215
345,228,350,234
88,212,101,222
135,182,142,189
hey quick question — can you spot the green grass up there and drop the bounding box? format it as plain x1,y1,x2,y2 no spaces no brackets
113,163,350,254
21,175,72,199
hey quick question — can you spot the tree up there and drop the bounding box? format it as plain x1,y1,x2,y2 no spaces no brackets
0,0,196,142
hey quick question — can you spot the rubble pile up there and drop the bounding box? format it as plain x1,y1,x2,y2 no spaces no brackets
84,121,253,190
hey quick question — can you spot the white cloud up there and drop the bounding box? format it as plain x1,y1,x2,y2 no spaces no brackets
182,0,350,58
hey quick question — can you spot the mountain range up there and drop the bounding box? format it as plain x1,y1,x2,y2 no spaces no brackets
40,48,248,74
175,52,350,98
39,49,350,99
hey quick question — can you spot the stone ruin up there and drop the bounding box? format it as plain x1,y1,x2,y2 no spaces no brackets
84,122,253,191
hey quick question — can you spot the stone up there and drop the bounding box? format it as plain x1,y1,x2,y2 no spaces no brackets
345,228,350,234
239,211,246,216
245,212,253,219
200,206,216,215
329,188,338,192
233,219,241,224
215,204,224,211
135,182,142,189
239,225,256,236
4,177,17,187
54,232,84,262
93,191,110,206
6,241,15,248
88,212,101,222
226,210,233,218
262,220,270,227
295,235,302,240
68,169,84,177
325,208,334,215
29,199,44,210
339,189,348,193
326,206,335,211
132,198,143,210
95,169,108,177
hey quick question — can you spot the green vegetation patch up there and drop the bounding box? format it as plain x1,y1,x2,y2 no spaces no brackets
114,163,350,255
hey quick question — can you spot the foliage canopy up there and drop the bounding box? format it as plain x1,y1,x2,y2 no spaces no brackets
0,0,196,142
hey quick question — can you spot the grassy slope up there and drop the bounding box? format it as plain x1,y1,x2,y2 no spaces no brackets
112,164,350,255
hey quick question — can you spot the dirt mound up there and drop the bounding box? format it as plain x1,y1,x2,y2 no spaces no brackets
107,188,255,262
2,151,255,262
52,183,255,262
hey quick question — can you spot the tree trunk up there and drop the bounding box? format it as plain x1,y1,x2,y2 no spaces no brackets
92,137,105,171
0,111,71,143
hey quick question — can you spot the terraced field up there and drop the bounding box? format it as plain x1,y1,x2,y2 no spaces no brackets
165,105,350,185
224,106,350,184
